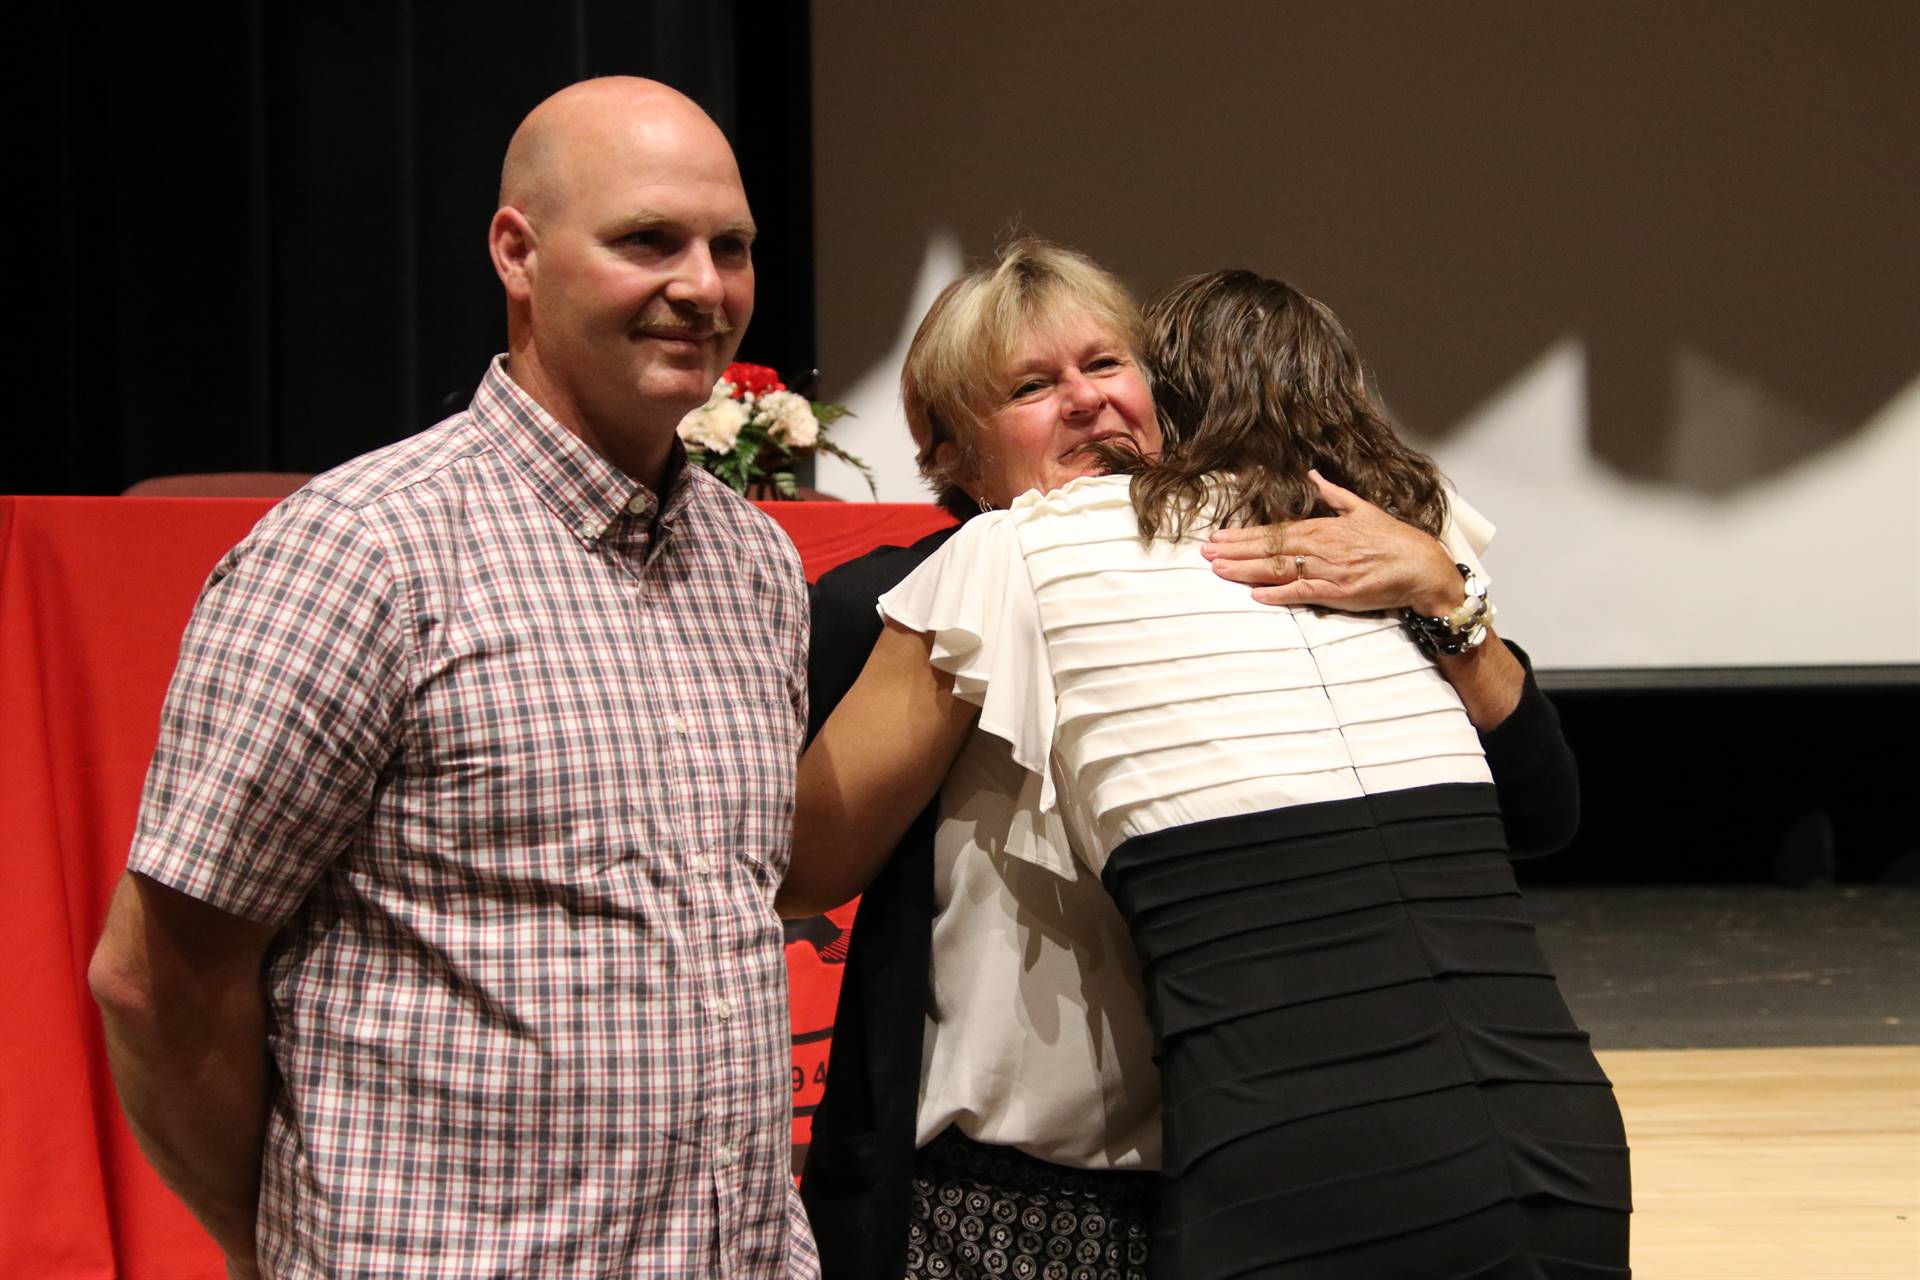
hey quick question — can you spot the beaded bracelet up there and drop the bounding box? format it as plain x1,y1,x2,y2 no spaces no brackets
1400,563,1495,656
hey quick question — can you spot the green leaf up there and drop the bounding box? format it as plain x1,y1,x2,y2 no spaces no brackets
815,439,879,499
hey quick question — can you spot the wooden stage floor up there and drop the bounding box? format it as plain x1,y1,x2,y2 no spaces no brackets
1531,887,1919,1278
1600,1046,1916,1277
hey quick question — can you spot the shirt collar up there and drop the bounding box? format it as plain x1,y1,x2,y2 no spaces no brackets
470,355,694,545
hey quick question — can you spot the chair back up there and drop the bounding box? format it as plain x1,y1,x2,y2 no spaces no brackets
121,472,313,498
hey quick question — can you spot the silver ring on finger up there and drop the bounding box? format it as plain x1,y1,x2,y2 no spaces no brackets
1294,554,1307,578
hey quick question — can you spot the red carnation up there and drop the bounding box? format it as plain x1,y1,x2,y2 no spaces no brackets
723,362,786,397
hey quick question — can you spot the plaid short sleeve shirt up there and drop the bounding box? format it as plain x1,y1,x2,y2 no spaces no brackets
129,358,819,1279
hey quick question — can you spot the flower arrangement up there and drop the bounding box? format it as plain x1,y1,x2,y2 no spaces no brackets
677,362,874,499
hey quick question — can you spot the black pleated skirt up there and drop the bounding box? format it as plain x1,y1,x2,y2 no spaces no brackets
1102,783,1632,1279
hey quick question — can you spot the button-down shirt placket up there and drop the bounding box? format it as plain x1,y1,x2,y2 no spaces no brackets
609,496,749,1267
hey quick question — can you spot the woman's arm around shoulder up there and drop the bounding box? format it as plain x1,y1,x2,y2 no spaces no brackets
778,621,979,918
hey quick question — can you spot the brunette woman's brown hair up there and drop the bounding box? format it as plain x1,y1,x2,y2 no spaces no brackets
1093,270,1446,541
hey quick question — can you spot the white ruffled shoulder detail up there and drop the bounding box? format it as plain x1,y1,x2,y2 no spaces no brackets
1438,486,1496,585
876,513,1073,877
1007,471,1135,518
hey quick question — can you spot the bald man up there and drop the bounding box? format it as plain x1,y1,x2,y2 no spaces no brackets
89,79,818,1279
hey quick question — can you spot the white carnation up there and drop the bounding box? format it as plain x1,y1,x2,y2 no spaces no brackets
677,395,748,453
760,390,820,448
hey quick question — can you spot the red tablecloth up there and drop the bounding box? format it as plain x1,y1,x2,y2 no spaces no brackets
0,494,954,1279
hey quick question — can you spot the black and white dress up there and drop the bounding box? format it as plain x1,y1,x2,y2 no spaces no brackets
878,474,1631,1279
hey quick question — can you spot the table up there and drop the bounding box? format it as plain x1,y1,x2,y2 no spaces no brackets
0,494,954,1279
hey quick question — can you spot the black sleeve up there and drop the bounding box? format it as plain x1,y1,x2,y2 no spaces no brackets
807,574,886,744
1477,640,1581,858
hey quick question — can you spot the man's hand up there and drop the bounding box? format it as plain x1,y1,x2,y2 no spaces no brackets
1202,470,1466,616
89,873,278,1275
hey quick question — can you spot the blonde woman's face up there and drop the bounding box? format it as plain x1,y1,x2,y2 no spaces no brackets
961,316,1160,508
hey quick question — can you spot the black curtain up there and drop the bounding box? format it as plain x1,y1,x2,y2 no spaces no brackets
18,1,813,495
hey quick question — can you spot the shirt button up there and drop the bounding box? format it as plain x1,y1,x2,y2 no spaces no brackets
715,1142,736,1167
669,713,688,734
626,494,648,515
577,521,600,541
712,995,733,1021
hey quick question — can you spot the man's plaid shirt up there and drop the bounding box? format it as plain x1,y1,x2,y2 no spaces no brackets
128,359,819,1278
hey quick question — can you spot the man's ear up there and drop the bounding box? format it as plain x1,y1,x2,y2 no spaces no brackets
489,207,537,300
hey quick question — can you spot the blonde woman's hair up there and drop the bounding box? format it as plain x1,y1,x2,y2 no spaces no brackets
901,237,1145,518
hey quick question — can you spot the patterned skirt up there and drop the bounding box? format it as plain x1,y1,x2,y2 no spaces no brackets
903,1126,1156,1280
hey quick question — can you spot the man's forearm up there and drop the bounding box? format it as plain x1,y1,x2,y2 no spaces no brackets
100,979,270,1262
90,874,276,1271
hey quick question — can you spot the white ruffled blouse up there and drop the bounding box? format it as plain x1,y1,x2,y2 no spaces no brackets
879,473,1497,877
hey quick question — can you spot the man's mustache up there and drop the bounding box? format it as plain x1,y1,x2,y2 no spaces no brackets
636,307,734,339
